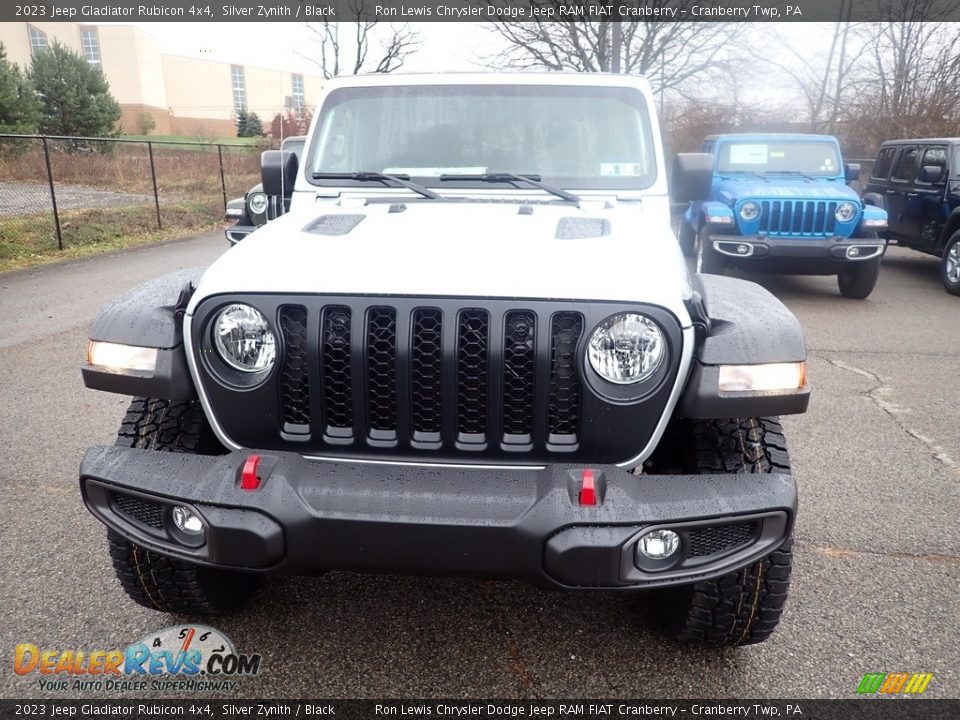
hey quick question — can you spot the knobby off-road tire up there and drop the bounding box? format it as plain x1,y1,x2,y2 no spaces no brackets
837,230,881,299
108,397,258,616
696,226,725,275
677,220,696,258
654,417,794,647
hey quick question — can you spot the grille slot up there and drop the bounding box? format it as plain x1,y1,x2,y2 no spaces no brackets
548,312,583,442
365,307,398,439
456,309,490,442
112,492,164,530
410,308,443,441
320,306,354,434
278,305,310,432
687,521,759,559
758,200,837,237
502,311,536,442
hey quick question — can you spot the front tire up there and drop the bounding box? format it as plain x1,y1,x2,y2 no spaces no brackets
942,231,960,296
677,221,696,257
695,227,725,275
650,418,794,647
109,397,258,615
837,230,881,299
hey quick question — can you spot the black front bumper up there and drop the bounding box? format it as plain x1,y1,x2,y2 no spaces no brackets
79,446,796,590
709,233,887,273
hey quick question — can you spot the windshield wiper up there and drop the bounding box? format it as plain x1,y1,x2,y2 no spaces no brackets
773,170,818,181
311,172,440,199
438,172,582,203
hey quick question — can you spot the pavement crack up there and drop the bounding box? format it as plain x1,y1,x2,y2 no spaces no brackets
815,353,957,469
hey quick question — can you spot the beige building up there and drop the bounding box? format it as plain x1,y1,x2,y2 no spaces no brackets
0,23,325,136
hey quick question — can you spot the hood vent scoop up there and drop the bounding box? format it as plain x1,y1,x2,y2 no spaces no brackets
556,217,610,240
303,214,366,236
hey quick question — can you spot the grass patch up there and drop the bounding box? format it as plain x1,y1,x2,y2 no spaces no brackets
0,200,226,274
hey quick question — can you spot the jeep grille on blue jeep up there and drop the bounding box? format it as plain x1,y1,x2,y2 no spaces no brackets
191,296,684,465
757,200,839,237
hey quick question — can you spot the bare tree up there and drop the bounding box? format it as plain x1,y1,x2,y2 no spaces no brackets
304,0,420,79
849,0,960,146
486,3,742,99
755,10,866,133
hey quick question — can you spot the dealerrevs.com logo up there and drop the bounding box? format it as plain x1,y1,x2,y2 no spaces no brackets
14,625,261,692
856,672,935,695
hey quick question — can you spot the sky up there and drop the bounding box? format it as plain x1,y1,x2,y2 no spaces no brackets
125,22,494,75
115,21,835,109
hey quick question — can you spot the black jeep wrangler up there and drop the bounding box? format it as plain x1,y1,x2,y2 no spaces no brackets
863,138,960,294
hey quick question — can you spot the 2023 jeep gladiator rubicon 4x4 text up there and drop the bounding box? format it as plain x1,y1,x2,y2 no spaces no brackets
80,74,809,647
679,133,889,299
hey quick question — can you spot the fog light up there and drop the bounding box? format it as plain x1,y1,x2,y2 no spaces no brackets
737,244,750,255
849,246,860,257
171,506,204,536
638,529,680,560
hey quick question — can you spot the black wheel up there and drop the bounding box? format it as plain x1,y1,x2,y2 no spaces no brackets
837,258,880,299
942,231,960,296
650,418,794,647
677,221,696,257
837,230,881,299
109,397,258,615
695,226,725,275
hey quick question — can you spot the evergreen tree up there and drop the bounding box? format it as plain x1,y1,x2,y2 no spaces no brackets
29,41,121,137
0,43,41,134
236,110,264,138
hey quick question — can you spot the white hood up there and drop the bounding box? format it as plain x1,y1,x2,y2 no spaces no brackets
189,198,693,327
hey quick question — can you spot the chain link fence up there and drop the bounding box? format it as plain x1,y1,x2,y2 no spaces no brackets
0,134,268,268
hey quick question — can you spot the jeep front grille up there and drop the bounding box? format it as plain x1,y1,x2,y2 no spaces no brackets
194,297,682,464
758,200,838,237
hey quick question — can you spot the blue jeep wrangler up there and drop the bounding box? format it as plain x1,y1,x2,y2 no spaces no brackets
679,133,889,299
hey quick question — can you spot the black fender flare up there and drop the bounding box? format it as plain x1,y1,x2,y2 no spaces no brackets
82,268,203,400
679,274,809,419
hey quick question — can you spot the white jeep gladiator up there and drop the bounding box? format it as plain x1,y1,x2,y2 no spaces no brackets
80,73,808,646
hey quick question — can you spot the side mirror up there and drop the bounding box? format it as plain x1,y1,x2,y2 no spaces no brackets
261,150,298,198
844,163,861,182
919,165,944,183
671,153,713,206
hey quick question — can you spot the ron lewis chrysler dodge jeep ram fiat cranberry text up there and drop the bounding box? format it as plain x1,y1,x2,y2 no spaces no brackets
79,74,809,647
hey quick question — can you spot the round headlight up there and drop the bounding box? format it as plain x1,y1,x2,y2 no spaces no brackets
213,303,276,372
836,201,857,222
739,201,760,221
587,313,665,384
248,192,269,216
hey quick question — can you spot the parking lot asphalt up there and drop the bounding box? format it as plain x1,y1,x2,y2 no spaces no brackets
0,235,957,700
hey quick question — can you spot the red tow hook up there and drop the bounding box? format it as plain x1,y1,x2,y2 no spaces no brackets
240,454,262,490
579,468,597,506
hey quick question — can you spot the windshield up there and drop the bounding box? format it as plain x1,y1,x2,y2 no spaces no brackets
307,84,657,190
716,140,841,176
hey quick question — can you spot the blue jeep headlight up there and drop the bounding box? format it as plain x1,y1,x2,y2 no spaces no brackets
836,202,857,222
739,201,760,221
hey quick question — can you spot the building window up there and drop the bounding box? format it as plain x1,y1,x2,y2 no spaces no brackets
80,28,101,64
231,65,247,113
28,26,48,56
291,74,305,117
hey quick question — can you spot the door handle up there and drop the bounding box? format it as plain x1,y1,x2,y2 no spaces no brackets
885,189,897,194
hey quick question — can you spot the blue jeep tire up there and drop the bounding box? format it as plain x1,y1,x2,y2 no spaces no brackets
941,231,960,296
696,226,725,275
677,220,696,257
837,231,881,299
